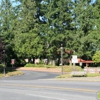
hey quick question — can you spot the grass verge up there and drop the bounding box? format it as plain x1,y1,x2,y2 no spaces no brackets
56,73,100,78
24,63,59,68
63,65,83,72
57,66,100,78
86,73,100,77
6,70,24,77
0,68,24,77
98,92,100,99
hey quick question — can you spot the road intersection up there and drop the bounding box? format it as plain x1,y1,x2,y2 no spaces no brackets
0,70,100,100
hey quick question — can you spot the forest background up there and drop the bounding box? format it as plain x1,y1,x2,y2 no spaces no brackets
0,0,100,67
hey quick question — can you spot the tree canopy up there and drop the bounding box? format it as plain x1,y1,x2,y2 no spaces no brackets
0,0,100,66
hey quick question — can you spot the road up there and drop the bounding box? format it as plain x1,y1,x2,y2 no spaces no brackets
0,70,99,100
0,70,59,80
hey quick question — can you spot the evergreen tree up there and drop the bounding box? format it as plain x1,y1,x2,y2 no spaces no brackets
72,0,97,59
0,0,15,65
40,0,73,61
0,0,100,66
13,0,44,64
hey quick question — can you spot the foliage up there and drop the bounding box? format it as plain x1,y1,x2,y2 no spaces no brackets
92,51,100,62
41,0,73,59
0,0,16,66
0,64,5,68
13,33,44,58
24,63,58,68
25,63,45,67
0,0,100,66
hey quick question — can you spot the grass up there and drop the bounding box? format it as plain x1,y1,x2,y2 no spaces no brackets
56,66,100,78
0,68,24,77
25,64,83,70
98,92,100,99
56,73,100,78
0,73,3,77
6,70,24,76
57,66,100,78
24,63,59,68
86,73,100,77
62,65,83,72
56,74,72,78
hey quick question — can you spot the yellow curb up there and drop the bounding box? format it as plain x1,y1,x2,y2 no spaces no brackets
0,83,98,93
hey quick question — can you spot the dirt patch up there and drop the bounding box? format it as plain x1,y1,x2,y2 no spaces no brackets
16,67,61,73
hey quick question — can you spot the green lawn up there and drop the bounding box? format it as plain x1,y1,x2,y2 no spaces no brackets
98,92,100,99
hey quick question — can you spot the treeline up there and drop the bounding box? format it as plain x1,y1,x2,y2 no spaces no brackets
0,0,100,66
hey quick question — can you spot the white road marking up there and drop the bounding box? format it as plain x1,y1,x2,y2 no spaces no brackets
27,93,65,100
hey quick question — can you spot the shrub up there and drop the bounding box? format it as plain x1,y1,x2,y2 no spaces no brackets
24,63,59,68
92,51,100,63
25,63,45,67
0,64,5,68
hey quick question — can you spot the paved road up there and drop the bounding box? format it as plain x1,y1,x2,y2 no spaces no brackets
0,71,99,100
0,70,59,80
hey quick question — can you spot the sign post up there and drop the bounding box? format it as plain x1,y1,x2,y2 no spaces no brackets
11,59,15,68
71,55,78,71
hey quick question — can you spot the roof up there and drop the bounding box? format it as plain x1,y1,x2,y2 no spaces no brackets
78,58,93,63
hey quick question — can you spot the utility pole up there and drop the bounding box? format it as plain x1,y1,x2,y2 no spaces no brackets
60,44,63,74
0,38,6,76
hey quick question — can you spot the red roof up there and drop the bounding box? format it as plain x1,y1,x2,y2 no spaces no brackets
78,58,93,63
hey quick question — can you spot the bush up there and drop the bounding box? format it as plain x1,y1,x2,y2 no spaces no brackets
24,63,59,68
92,51,100,63
0,64,5,68
25,63,45,67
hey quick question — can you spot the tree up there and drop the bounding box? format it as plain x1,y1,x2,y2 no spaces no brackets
0,38,5,63
92,51,100,63
12,0,44,64
0,0,100,66
0,0,16,65
71,0,97,60
13,33,44,58
39,0,74,60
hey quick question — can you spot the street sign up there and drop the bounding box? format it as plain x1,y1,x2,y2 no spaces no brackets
11,59,15,65
71,55,78,63
25,59,28,63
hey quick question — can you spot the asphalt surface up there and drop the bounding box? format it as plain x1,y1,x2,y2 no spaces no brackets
0,70,59,80
0,70,100,100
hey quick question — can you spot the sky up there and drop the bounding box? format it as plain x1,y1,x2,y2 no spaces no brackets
0,0,96,6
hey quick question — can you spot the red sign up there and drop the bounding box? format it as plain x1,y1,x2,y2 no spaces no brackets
11,59,15,64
